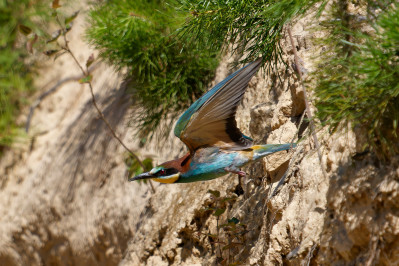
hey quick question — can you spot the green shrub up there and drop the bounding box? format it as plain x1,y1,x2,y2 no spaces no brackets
0,0,50,153
86,0,220,137
178,0,325,69
314,1,399,158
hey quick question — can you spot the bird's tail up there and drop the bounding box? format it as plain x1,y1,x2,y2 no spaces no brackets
251,143,296,160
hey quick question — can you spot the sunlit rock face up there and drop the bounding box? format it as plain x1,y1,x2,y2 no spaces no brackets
1,5,399,266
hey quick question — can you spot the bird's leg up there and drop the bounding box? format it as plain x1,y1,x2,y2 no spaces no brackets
226,166,246,196
224,166,246,177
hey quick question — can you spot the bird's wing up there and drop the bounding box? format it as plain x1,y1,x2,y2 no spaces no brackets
174,58,262,152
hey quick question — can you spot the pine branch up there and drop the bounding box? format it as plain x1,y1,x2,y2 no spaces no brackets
86,0,219,139
178,0,327,70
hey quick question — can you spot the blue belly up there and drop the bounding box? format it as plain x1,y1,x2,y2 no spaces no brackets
177,148,249,183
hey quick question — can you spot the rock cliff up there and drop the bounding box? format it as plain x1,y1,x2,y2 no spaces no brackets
0,7,398,266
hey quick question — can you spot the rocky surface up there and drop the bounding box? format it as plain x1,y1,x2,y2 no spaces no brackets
0,6,398,266
0,12,150,265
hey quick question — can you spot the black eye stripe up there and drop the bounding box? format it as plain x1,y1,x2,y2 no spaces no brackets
156,168,178,177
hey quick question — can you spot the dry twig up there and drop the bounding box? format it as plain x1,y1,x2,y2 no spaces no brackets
49,15,155,193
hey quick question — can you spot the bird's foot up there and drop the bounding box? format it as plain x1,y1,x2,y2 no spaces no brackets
225,167,246,177
237,171,247,177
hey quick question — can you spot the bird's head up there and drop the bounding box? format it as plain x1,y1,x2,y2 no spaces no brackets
128,165,180,184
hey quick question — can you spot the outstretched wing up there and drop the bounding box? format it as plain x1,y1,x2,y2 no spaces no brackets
174,58,262,152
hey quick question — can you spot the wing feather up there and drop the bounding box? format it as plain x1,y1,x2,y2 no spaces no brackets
174,58,262,152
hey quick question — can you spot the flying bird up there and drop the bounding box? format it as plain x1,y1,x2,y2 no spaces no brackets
129,58,295,184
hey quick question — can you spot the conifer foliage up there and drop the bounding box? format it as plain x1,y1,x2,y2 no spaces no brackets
314,1,399,158
87,0,219,137
178,0,325,68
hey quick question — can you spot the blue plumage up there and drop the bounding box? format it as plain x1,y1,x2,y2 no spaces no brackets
179,148,239,183
129,59,296,184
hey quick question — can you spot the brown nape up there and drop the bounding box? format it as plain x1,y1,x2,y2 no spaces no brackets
161,152,191,173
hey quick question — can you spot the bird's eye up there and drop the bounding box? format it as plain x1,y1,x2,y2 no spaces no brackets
155,168,178,177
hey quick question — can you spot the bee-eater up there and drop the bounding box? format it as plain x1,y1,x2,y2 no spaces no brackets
129,58,296,184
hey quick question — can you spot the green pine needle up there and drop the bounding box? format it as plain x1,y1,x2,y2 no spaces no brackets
86,0,220,138
314,0,399,159
177,0,326,70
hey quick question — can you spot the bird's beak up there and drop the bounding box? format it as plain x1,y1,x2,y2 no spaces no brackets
128,172,154,182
